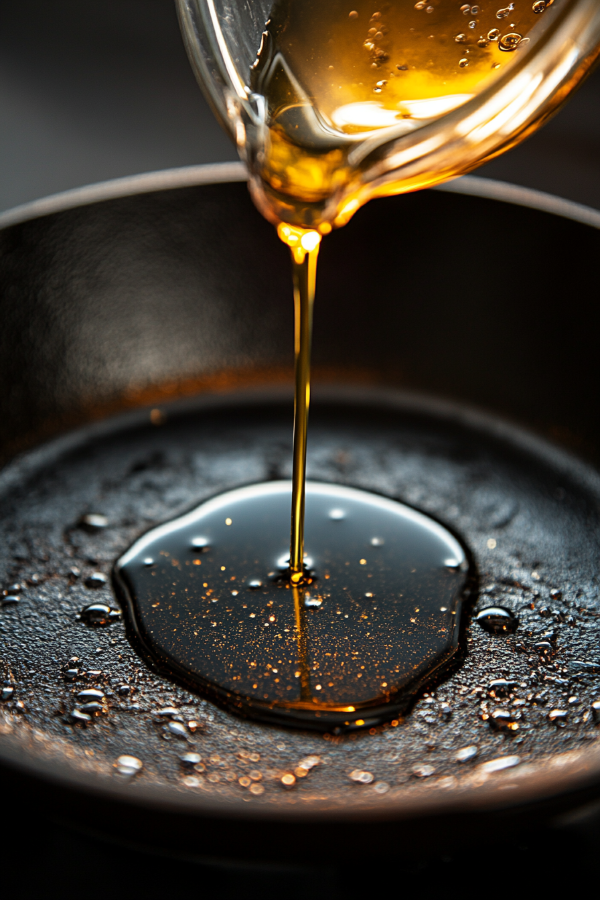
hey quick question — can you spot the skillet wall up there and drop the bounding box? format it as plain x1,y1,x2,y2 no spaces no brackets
0,181,598,464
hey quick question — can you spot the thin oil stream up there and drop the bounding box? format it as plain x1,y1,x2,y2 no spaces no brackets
269,0,559,575
284,225,321,580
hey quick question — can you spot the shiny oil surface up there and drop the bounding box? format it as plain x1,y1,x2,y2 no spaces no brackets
115,481,470,730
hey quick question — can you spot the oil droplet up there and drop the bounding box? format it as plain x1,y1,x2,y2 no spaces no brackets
458,58,468,67
373,782,389,793
455,745,478,762
115,755,143,777
329,509,345,520
488,709,520,732
496,7,511,18
180,752,202,767
281,772,296,788
248,579,263,590
488,28,501,39
370,537,384,546
80,602,122,626
413,765,435,778
349,10,358,19
548,709,568,725
299,755,320,770
533,0,550,11
475,606,518,635
70,709,92,724
591,701,600,725
80,702,104,714
455,33,467,42
168,721,189,738
84,572,108,589
191,536,210,551
77,688,105,702
1,686,14,701
80,513,109,530
349,770,374,784
1,595,19,607
156,706,179,717
304,595,322,608
143,558,154,567
479,755,520,774
488,679,519,696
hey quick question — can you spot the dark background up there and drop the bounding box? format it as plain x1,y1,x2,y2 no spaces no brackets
0,0,599,214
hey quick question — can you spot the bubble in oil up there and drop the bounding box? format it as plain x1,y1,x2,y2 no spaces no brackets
499,32,522,51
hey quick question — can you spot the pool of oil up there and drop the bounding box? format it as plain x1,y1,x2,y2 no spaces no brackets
115,481,471,730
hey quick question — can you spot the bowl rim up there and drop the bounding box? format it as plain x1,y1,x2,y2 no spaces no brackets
0,161,599,233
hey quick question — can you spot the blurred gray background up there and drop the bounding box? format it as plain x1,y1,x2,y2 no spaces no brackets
1,0,599,214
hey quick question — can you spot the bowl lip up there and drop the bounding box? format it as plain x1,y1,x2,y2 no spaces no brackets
0,161,599,234
1,165,600,827
1,385,600,826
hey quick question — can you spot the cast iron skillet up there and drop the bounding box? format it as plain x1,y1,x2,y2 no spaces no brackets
0,164,599,867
